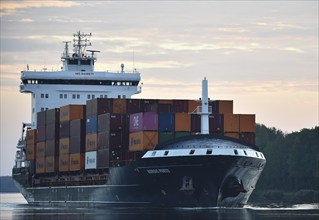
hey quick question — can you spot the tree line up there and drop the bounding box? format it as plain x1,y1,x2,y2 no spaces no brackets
255,124,318,191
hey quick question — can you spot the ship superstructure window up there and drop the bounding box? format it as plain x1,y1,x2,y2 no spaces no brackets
206,149,212,155
92,95,95,99
22,79,139,86
189,149,195,155
72,94,76,99
60,94,63,99
234,149,238,155
87,94,90,99
41,94,44,98
45,94,48,98
77,94,80,99
64,94,67,99
104,95,107,98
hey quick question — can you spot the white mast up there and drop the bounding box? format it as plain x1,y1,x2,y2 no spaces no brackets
201,77,210,134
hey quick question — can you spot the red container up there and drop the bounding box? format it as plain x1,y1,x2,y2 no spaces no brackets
127,99,143,113
113,99,127,114
26,129,37,145
158,104,172,112
86,98,113,116
36,126,46,142
209,114,224,132
173,100,188,113
143,99,158,112
46,108,60,125
59,121,70,138
239,132,255,145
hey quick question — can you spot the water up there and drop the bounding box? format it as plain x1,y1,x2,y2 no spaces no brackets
1,193,318,220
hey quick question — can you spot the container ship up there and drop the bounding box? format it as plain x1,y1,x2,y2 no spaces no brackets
12,31,266,208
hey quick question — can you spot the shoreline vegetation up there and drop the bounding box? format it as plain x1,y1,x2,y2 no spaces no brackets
1,124,318,207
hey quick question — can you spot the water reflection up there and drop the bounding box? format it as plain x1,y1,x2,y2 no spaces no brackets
11,206,252,220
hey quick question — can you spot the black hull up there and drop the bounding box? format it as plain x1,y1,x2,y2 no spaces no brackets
13,154,264,208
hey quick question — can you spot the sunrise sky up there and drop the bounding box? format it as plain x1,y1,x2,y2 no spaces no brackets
0,1,318,176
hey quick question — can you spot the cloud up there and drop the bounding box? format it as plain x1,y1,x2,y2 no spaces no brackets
0,0,80,16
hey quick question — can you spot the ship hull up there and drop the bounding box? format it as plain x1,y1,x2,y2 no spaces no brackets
13,154,265,208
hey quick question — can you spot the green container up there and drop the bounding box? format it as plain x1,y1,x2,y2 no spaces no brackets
158,132,174,144
175,132,191,139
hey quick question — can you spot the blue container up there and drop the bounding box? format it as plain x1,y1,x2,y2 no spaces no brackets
158,112,175,132
86,115,97,134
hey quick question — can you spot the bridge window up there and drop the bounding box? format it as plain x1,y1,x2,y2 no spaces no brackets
41,94,44,98
72,94,76,99
189,149,195,155
77,94,80,99
234,149,238,155
164,151,169,156
60,94,63,99
45,94,48,98
206,149,212,155
87,94,90,99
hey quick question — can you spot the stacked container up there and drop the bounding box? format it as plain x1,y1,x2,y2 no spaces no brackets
98,113,128,167
45,108,60,173
85,99,114,170
25,129,37,174
36,111,46,174
59,105,85,172
129,112,158,151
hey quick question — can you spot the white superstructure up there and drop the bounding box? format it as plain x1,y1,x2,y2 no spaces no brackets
20,31,141,128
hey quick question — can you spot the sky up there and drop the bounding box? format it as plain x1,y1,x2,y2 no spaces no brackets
0,1,318,176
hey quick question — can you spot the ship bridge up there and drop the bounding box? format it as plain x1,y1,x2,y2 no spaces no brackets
19,31,141,128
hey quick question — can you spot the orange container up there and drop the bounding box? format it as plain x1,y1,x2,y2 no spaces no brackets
112,99,127,114
26,143,36,160
69,153,84,171
129,131,158,151
86,133,98,152
59,137,70,155
26,129,37,145
45,156,58,173
218,100,233,114
59,154,69,172
188,100,201,113
223,114,240,132
36,142,45,158
60,105,85,122
36,157,45,174
239,114,256,132
224,132,240,139
175,113,191,132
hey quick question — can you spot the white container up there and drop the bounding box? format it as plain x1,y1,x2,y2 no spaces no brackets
85,151,97,169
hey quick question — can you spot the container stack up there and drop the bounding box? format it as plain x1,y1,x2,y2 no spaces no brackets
45,108,60,173
59,105,85,172
85,98,113,170
26,98,256,174
35,111,46,174
25,129,37,174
